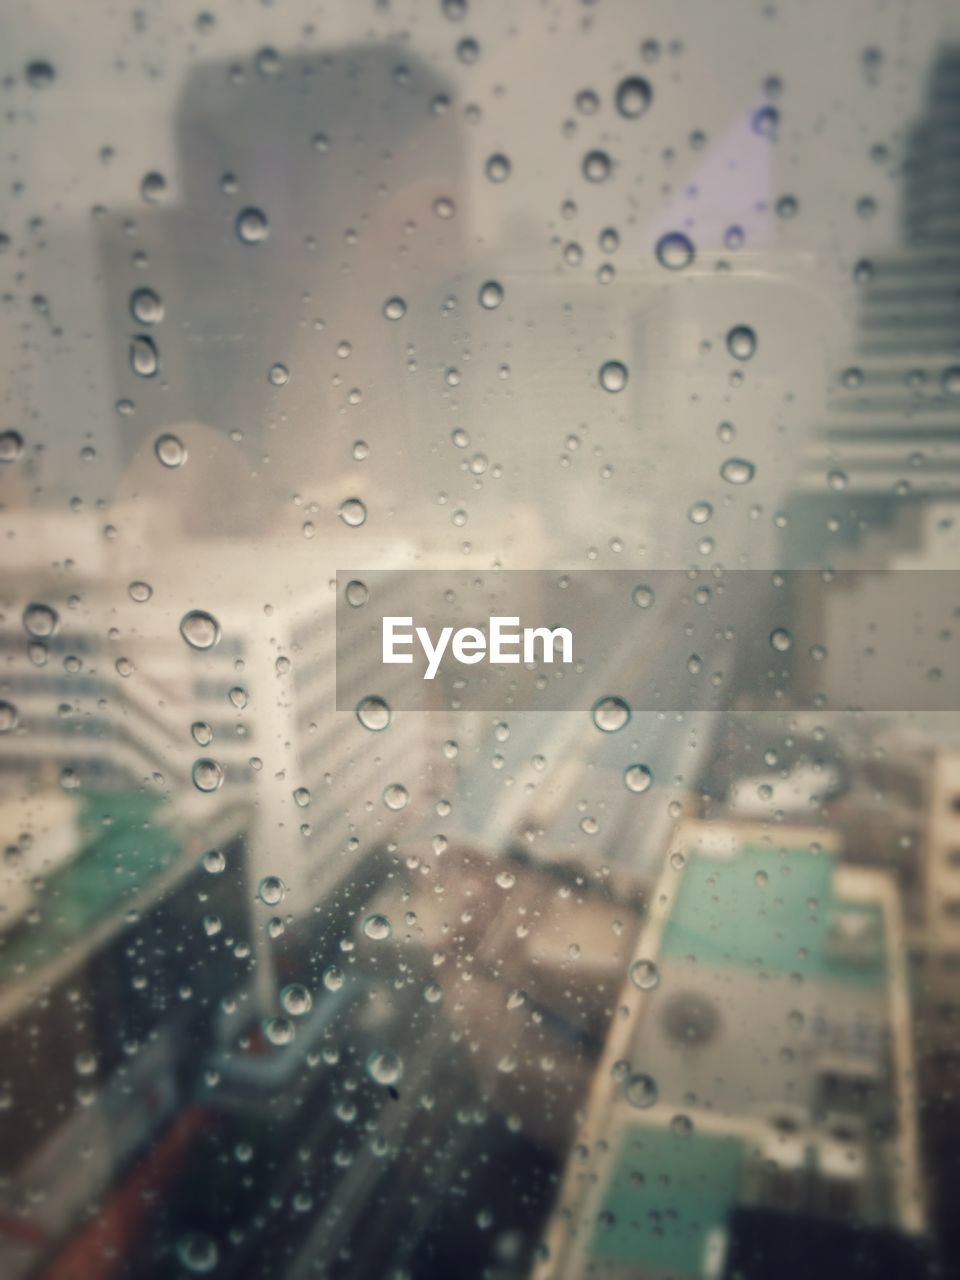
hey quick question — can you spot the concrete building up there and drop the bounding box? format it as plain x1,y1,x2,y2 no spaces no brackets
537,818,926,1280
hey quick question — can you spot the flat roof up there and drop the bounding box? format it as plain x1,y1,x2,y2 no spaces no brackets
661,841,887,989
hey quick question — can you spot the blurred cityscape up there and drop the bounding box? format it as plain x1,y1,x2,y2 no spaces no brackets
2,11,960,1280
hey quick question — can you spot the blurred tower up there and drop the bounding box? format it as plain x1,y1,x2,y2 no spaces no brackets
791,48,960,563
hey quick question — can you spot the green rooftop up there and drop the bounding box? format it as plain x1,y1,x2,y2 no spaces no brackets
660,843,886,989
0,790,181,983
590,1125,743,1274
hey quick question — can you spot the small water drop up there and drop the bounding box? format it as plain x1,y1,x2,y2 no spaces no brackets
180,609,221,650
192,758,224,793
592,696,631,732
383,783,409,811
582,149,612,182
366,1049,402,1086
130,335,159,378
720,457,755,485
356,695,391,731
478,280,503,310
599,360,628,393
687,501,713,525
323,965,344,991
264,1016,294,1047
258,875,285,907
129,288,164,325
235,206,269,244
0,430,24,462
624,764,653,793
726,325,757,361
154,433,186,468
280,984,313,1017
655,232,695,270
629,958,660,990
177,1233,219,1274
615,76,652,119
23,603,59,638
338,497,367,527
363,913,392,942
485,153,512,183
202,848,226,875
140,171,167,203
624,1071,658,1109
25,60,55,90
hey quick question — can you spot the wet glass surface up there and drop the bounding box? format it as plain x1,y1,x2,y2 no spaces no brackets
2,3,960,1278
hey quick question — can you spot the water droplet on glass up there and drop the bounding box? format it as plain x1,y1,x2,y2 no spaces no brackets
192,758,224,793
323,965,344,991
154,433,186,468
383,783,409,811
656,231,695,270
129,287,164,325
25,60,55,89
592,695,631,732
496,869,517,890
345,579,368,607
632,584,655,609
770,627,793,653
180,609,221,650
177,1232,219,1274
23,602,59,638
130,335,159,378
688,501,713,525
338,497,367,527
629,958,660,990
202,848,226,875
192,721,213,746
0,429,23,462
720,457,755,485
751,104,779,139
615,76,652,119
293,786,311,808
258,875,285,907
280,984,313,1017
624,764,653,793
128,580,153,602
582,149,612,182
776,193,798,219
383,296,407,320
267,362,289,386
599,360,628,393
485,153,511,183
366,1049,402,1086
264,1016,294,1047
363,913,392,942
0,701,19,733
624,1071,658,1109
236,206,269,244
478,280,503,310
356,695,390,731
726,325,757,361
140,171,167,203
